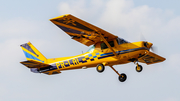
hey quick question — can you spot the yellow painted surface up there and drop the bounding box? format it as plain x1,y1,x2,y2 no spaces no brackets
20,14,165,75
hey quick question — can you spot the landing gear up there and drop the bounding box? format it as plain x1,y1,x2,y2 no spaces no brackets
136,65,143,72
96,64,105,73
109,66,127,82
134,61,143,72
96,64,127,82
96,61,143,82
118,73,127,82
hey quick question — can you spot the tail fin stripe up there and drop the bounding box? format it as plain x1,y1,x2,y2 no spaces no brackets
23,50,44,63
21,43,38,57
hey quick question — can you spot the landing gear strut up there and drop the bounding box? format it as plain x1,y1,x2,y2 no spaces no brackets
96,64,127,82
109,66,127,82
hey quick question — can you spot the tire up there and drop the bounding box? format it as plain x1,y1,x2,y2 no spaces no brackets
118,73,127,82
136,65,143,72
96,64,105,73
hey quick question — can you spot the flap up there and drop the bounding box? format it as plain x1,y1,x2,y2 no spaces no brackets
20,60,50,68
50,14,118,46
138,52,166,65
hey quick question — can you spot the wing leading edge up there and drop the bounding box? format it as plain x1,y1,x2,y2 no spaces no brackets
50,14,117,46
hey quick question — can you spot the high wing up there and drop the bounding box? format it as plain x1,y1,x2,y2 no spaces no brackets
50,14,118,46
138,52,166,65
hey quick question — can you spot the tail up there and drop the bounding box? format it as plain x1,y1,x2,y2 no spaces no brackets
20,42,47,63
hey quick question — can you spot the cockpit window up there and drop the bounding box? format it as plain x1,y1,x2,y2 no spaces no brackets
87,45,95,52
116,37,129,45
101,41,114,50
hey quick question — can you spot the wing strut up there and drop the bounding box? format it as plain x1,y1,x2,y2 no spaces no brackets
96,32,118,58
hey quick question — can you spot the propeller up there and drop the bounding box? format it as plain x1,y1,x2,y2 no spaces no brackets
141,34,157,53
150,45,157,52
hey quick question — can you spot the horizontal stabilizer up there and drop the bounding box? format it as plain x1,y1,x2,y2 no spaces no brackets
138,52,166,65
20,60,50,68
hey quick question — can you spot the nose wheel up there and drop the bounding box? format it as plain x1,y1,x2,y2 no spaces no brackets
136,64,143,72
134,61,143,72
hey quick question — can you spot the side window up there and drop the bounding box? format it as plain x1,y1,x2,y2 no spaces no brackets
101,41,114,49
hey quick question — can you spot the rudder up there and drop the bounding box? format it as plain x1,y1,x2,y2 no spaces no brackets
20,42,47,63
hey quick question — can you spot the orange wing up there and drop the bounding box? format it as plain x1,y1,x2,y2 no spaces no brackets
50,14,117,46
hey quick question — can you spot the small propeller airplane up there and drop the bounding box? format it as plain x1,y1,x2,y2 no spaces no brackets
20,14,165,82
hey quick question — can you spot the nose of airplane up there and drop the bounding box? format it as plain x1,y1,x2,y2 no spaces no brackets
143,41,153,49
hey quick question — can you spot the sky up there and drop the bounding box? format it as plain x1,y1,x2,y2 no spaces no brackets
1,0,180,101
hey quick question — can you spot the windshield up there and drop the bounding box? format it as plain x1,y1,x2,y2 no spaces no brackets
87,45,95,52
116,37,129,45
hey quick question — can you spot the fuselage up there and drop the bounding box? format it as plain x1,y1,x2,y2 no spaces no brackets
34,38,152,75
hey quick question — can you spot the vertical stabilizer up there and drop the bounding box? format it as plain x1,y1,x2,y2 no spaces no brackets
20,42,47,63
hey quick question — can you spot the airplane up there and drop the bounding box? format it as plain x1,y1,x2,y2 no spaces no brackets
20,14,166,82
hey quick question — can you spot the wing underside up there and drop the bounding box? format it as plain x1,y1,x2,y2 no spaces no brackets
138,52,166,65
50,14,117,46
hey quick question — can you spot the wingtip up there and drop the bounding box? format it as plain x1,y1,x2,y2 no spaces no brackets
49,14,71,21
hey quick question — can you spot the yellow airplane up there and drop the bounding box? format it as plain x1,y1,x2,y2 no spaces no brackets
20,14,165,82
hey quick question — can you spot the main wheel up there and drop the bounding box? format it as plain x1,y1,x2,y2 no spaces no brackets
118,73,127,82
136,65,143,72
96,64,105,73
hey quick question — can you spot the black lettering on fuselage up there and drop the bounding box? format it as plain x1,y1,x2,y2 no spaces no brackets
69,58,79,65
64,60,70,67
56,62,61,69
56,58,81,69
60,62,65,68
